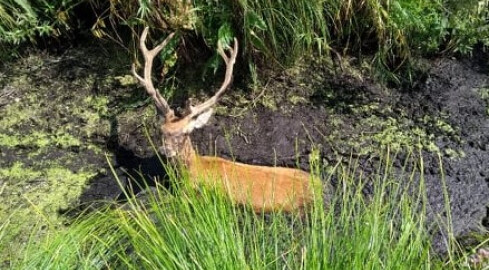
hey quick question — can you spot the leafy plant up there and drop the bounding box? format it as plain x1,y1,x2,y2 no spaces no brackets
0,0,82,59
1,0,81,42
443,0,489,54
230,0,329,65
326,0,488,84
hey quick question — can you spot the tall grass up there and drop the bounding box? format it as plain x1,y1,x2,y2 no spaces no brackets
228,0,329,65
326,0,489,83
2,151,470,269
2,0,489,73
0,0,81,43
0,0,81,59
83,0,489,86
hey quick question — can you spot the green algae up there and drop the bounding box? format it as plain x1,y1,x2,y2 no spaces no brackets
0,47,119,266
0,162,97,265
324,101,462,159
0,162,42,182
0,132,82,148
0,65,111,150
0,102,31,128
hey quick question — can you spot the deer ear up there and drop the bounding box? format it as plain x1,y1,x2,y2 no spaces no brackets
183,109,213,133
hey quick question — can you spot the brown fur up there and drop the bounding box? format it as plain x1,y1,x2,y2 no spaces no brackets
188,155,320,213
162,121,320,213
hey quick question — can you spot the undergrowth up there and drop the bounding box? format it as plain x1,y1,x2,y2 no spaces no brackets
1,150,480,269
2,0,488,82
81,1,489,79
0,0,80,59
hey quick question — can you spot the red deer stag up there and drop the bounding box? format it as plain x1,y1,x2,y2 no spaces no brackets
132,27,322,213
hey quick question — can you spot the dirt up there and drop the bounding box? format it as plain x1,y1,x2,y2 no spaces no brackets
189,57,489,253
1,39,488,259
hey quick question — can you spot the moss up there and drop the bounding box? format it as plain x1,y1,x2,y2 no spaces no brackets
0,132,81,148
114,75,138,86
324,101,463,158
0,102,32,128
0,162,96,264
0,162,42,182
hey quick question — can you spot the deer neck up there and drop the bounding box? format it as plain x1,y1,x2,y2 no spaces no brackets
177,136,197,167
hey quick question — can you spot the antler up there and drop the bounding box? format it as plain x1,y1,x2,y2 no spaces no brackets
187,38,239,118
132,27,175,118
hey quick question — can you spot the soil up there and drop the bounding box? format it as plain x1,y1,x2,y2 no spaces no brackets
1,39,488,258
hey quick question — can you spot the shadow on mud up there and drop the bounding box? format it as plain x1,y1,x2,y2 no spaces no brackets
63,138,172,218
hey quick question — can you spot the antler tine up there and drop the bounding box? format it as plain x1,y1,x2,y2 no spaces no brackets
188,38,238,117
132,27,176,117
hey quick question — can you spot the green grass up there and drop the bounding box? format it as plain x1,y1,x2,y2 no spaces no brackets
0,0,81,59
196,0,329,66
2,0,488,83
83,0,489,84
2,150,481,269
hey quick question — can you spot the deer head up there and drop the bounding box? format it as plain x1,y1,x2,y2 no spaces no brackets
132,27,238,162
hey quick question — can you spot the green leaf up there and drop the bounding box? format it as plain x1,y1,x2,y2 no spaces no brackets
217,22,234,47
245,10,266,31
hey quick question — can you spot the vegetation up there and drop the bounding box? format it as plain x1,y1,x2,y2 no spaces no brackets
0,50,116,265
1,151,474,269
2,0,488,80
1,0,488,269
0,0,81,59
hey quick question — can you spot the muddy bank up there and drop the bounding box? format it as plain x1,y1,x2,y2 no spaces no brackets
0,40,488,259
189,57,489,253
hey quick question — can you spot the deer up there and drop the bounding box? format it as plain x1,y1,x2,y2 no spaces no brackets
131,27,322,213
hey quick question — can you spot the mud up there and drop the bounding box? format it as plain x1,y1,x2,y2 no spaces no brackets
1,40,488,257
189,58,489,253
397,57,489,251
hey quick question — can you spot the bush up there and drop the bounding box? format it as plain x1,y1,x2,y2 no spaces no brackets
2,0,489,80
0,0,82,58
